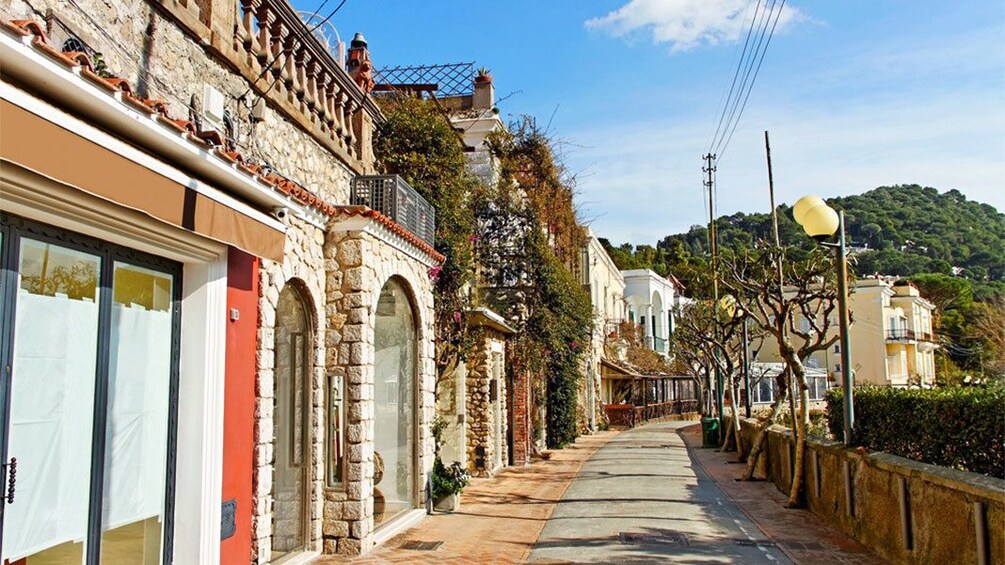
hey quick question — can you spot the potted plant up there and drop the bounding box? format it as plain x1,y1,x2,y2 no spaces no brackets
431,457,470,511
475,66,493,84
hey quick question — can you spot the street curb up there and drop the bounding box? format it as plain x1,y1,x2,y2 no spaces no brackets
678,424,803,564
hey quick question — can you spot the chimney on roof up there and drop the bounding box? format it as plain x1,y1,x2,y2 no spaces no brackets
347,32,375,93
473,68,494,111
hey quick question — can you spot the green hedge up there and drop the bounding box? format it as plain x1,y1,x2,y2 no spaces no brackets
826,386,1004,478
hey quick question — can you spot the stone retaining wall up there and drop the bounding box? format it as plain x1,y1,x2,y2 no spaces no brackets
739,418,1005,564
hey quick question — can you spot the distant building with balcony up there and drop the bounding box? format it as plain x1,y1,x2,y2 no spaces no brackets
759,278,938,388
622,269,684,357
580,228,627,429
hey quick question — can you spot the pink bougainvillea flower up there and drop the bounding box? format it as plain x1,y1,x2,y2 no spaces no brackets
427,264,442,281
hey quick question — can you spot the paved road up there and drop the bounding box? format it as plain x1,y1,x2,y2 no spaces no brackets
529,421,791,564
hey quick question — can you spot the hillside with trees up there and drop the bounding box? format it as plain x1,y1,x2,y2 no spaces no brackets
602,185,1004,381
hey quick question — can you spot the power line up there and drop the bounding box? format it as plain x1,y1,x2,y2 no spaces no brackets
239,0,351,104
712,0,778,158
707,0,764,155
715,0,787,160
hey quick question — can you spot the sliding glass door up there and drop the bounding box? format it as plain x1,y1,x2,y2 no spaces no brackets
0,215,181,565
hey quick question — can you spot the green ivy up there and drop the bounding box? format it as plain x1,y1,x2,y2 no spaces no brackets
373,96,484,390
528,236,593,448
826,386,1005,478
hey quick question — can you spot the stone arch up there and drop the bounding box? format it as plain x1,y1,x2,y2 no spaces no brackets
253,272,327,563
371,275,422,528
651,290,664,340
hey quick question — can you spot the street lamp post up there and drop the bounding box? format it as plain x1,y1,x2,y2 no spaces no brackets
793,195,854,444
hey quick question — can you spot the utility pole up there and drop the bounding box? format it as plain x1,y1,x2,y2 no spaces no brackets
703,153,720,301
703,153,724,433
764,131,797,428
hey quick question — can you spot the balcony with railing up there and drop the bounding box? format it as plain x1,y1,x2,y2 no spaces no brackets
232,0,381,167
651,336,668,354
351,175,436,246
886,328,917,342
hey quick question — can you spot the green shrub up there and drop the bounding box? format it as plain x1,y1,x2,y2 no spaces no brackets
430,457,470,499
826,386,1005,478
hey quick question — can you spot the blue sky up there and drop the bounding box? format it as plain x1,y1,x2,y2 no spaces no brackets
301,1,1005,244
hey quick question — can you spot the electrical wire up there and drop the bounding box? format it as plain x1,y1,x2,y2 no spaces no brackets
707,0,772,155
707,0,764,155
239,0,351,103
712,0,777,158
715,0,787,161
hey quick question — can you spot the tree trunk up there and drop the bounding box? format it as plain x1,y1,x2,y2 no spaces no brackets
729,376,744,456
780,350,810,508
741,383,789,481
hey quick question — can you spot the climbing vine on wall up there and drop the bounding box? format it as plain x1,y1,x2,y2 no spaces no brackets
373,96,484,393
477,118,593,448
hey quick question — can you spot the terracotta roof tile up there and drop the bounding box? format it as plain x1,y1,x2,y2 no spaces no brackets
331,206,444,263
3,17,441,263
104,77,132,95
10,19,46,42
1,19,31,37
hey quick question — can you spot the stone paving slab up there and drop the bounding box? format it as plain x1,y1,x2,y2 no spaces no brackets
680,423,887,565
529,421,792,564
313,431,618,564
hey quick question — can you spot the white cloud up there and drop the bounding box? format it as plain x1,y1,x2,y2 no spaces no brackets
585,0,802,52
566,91,1005,245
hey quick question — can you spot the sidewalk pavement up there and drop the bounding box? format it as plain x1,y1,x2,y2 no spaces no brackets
528,421,793,564
680,423,886,565
320,430,618,565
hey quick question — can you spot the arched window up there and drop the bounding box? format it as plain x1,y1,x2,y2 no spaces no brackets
372,278,418,527
272,284,312,559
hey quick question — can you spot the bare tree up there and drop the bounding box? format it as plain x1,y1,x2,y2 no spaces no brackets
723,245,842,506
674,299,750,452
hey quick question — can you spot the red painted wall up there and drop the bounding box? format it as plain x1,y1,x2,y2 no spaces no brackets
220,248,258,565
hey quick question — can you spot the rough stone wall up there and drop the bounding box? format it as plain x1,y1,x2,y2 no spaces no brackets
0,0,361,204
252,217,328,563
463,330,508,477
436,364,467,467
739,418,1005,565
322,226,436,555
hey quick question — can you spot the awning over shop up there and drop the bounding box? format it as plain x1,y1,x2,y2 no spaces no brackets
1,99,285,261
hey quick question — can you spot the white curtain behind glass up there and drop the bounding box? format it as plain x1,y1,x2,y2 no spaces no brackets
101,302,172,530
2,291,98,561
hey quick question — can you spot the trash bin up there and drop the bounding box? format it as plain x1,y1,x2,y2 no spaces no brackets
700,417,720,448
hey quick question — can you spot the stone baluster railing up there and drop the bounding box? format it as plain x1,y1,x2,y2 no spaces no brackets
233,0,377,167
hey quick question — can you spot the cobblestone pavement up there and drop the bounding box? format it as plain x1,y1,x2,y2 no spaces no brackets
314,430,618,564
679,423,886,565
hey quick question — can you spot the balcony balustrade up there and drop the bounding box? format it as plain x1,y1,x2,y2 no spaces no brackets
235,0,376,163
886,328,917,341
351,175,436,246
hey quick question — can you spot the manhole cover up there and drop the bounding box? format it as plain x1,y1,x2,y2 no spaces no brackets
735,539,778,548
619,531,690,546
400,540,443,551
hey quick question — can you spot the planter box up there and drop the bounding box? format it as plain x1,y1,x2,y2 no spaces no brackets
433,492,460,512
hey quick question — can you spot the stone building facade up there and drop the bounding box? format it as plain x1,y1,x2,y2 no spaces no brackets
0,0,440,563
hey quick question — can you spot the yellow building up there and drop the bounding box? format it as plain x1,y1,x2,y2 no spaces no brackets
759,278,938,388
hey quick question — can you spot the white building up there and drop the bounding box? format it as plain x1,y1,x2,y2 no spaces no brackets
622,269,684,357
580,228,627,428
